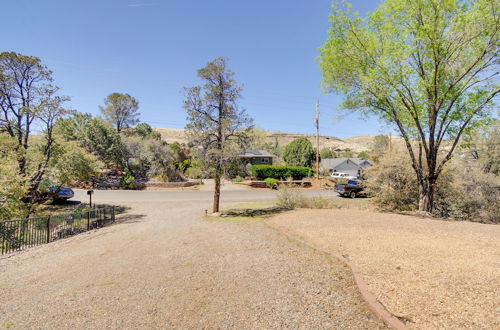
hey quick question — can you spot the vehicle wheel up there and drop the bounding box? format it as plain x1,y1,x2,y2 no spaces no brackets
349,191,356,199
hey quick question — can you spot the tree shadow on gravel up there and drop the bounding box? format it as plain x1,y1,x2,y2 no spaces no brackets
117,213,146,224
221,206,289,218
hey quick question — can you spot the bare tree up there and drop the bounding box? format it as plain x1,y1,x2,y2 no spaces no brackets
100,93,140,133
184,57,253,213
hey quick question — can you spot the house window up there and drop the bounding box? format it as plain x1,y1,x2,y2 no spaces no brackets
261,158,269,163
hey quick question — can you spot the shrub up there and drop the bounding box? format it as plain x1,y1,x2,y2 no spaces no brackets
276,184,304,209
251,165,311,180
298,196,338,209
276,185,338,210
225,159,249,179
232,177,244,183
432,162,499,223
364,151,419,211
264,178,279,189
365,148,500,223
185,165,206,179
120,169,136,189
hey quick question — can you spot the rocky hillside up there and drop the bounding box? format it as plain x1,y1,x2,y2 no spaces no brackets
155,127,404,154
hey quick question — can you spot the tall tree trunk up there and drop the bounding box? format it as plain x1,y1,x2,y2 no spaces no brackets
18,156,26,176
418,177,435,213
213,162,222,213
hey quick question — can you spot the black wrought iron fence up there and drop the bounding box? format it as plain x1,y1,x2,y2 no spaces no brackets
0,206,115,255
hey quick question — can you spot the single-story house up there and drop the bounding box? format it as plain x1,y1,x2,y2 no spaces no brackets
320,158,372,178
239,150,273,165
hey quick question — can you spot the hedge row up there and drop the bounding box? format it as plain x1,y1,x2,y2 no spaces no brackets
251,165,311,180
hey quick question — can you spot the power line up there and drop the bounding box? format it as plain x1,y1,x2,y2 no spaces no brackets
315,100,320,179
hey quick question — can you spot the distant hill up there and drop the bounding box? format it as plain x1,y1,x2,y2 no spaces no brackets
155,127,404,154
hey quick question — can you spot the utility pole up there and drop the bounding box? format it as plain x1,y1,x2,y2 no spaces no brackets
315,100,320,180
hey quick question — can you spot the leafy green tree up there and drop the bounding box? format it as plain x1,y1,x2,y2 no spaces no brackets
55,113,92,141
129,122,161,140
337,151,354,158
56,114,123,165
320,148,335,159
130,122,153,137
319,0,499,212
283,137,316,167
100,93,140,133
0,134,30,219
80,116,122,165
357,151,371,160
50,142,103,185
184,57,253,213
0,52,70,208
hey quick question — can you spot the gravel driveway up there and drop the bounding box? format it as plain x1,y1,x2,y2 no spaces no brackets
0,196,384,329
267,209,500,330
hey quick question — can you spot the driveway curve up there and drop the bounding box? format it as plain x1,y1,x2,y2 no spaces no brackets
0,190,384,329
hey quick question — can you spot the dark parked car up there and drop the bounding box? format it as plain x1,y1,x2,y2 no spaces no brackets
334,180,364,198
49,186,75,201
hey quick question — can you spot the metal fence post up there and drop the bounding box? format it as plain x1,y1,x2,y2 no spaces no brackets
1,223,4,255
46,215,51,243
87,210,91,231
112,206,116,223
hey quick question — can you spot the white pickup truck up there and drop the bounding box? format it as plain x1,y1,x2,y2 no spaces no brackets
330,172,358,180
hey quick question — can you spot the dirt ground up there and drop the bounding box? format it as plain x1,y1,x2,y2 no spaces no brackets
0,200,384,329
267,209,500,330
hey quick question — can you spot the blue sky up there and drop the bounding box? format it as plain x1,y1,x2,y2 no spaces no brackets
2,0,391,138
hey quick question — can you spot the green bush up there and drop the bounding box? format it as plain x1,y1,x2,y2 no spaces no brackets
185,165,206,179
251,165,311,180
232,177,244,183
264,178,279,189
119,169,136,189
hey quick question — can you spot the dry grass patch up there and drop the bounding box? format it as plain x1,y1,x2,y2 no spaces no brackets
267,208,500,329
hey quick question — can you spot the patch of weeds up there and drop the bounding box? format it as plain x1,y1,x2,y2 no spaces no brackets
174,262,194,269
224,201,276,210
69,292,78,301
334,197,373,210
276,185,339,210
36,204,130,218
298,196,340,209
98,281,115,287
276,185,304,209
4,323,14,329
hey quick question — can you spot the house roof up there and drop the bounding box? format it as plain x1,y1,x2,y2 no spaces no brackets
239,150,274,158
321,158,371,169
